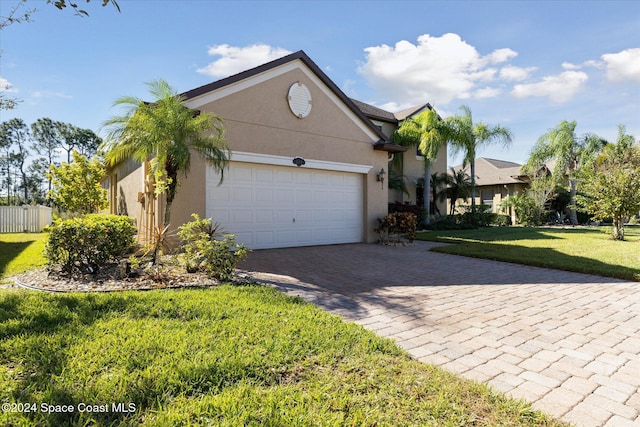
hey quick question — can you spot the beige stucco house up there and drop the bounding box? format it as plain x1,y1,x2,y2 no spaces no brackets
105,50,444,249
449,157,528,221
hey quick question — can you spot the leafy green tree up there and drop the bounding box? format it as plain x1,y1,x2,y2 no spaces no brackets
47,150,108,214
31,117,61,198
430,172,451,216
388,172,409,196
445,105,513,213
447,167,472,216
500,192,542,226
101,79,229,227
57,122,102,162
524,120,606,225
392,109,446,224
577,125,640,240
0,118,31,204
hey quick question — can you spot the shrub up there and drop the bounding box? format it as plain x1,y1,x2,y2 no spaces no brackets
490,214,512,227
177,214,249,281
375,212,417,242
389,202,426,228
427,215,476,230
500,194,543,226
45,214,137,275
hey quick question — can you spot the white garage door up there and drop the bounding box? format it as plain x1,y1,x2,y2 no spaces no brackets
206,162,363,249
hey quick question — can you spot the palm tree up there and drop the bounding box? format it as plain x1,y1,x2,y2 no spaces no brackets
447,167,472,215
430,172,451,216
445,105,513,213
524,120,606,225
391,109,446,224
101,79,230,228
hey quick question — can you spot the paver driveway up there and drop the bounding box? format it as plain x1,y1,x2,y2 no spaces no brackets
239,242,640,427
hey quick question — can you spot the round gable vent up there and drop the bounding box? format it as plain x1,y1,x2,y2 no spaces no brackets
288,82,312,118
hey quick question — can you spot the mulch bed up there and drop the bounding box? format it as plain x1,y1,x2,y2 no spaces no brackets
5,258,239,293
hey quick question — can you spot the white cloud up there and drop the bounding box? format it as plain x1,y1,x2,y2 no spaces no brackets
511,70,588,103
358,33,519,106
562,61,581,70
0,76,18,93
197,44,292,78
562,60,603,70
484,48,518,64
31,91,72,99
474,87,502,99
602,48,640,82
499,65,537,81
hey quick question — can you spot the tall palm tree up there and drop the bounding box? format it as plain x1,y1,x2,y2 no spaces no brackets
524,120,606,225
445,105,513,213
447,167,472,215
430,172,451,216
101,79,230,228
391,109,446,224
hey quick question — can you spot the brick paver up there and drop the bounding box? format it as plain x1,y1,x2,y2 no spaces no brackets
239,242,640,426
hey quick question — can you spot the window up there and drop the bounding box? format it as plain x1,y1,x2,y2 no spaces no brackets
481,189,494,210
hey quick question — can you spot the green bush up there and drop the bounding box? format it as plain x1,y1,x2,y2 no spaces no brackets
427,215,476,230
388,202,426,229
500,194,543,226
177,214,249,281
491,214,512,227
45,214,137,275
375,212,417,242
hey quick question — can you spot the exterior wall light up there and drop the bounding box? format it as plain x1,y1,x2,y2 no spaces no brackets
376,168,386,188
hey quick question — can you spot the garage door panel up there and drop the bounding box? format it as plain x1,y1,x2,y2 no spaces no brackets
256,169,273,182
232,211,253,224
255,211,273,223
255,231,275,246
207,162,363,249
295,171,312,184
256,189,273,202
295,210,313,223
276,170,294,183
276,190,294,203
313,191,328,203
233,166,254,182
276,210,294,223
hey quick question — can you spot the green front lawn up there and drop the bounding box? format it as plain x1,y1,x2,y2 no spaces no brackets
0,233,47,280
0,287,564,426
417,226,640,281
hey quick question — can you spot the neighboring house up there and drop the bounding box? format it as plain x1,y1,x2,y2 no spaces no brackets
449,158,528,221
105,50,414,249
351,100,448,214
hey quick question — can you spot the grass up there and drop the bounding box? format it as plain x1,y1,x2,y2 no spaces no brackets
0,286,565,426
0,233,48,280
417,225,640,281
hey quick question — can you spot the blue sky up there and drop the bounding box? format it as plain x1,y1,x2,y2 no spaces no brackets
1,0,639,166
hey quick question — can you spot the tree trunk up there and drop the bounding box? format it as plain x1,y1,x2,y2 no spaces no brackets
470,160,476,213
163,199,172,228
569,178,578,225
424,161,431,225
613,216,625,240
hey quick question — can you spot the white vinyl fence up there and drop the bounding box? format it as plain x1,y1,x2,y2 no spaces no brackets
0,206,53,233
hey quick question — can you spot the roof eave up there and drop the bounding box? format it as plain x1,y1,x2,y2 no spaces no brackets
374,141,408,153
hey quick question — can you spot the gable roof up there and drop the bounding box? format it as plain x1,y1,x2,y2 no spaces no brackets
350,99,398,123
181,50,396,148
349,99,435,124
394,104,434,121
451,157,526,186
